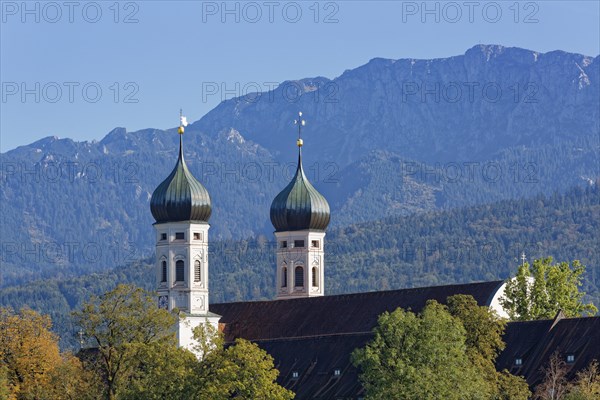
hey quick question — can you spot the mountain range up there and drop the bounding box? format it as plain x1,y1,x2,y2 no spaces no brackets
1,44,598,288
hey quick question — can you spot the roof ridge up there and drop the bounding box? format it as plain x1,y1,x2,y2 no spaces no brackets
211,280,505,307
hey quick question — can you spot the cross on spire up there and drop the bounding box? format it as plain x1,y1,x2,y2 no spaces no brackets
294,112,306,147
178,109,188,135
521,251,527,266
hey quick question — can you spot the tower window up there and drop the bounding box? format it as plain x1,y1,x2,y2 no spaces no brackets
295,266,304,287
161,261,167,282
312,267,318,287
566,354,575,363
282,267,287,287
294,240,304,248
292,371,299,379
514,358,522,366
175,232,185,240
311,240,319,248
334,369,341,376
281,241,287,248
194,260,201,282
193,232,201,240
175,260,184,282
160,233,167,241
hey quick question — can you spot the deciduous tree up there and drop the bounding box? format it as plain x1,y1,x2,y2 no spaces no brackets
72,284,176,400
447,295,530,400
501,258,597,321
351,300,486,399
0,307,99,400
191,323,295,400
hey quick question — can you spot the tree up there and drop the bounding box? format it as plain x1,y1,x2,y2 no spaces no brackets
497,370,533,400
191,323,295,400
534,356,600,400
447,295,530,400
72,284,176,400
0,307,62,398
501,258,597,321
535,352,570,400
565,360,600,400
0,307,99,400
351,300,486,400
119,341,198,400
39,354,101,400
0,365,12,400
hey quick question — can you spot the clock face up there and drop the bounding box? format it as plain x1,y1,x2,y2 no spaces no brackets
158,295,169,310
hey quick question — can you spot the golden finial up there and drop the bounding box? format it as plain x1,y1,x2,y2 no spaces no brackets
294,112,305,147
178,109,188,135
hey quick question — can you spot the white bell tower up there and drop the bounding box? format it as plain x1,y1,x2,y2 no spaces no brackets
154,222,217,346
150,113,220,354
270,112,331,300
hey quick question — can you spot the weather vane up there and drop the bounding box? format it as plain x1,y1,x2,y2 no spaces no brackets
178,109,188,135
294,111,305,147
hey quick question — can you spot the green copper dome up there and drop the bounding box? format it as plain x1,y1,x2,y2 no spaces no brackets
150,135,211,223
270,150,330,232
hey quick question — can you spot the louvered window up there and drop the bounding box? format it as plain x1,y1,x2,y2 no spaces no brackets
295,266,304,287
161,261,167,282
194,260,201,282
176,260,184,282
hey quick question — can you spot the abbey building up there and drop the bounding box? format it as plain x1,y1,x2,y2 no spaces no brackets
149,114,600,399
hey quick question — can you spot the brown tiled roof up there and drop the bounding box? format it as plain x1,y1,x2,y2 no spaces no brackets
210,280,504,342
256,334,370,399
497,315,600,387
209,282,600,400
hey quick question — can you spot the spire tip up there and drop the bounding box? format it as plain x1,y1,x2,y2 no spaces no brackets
294,112,305,147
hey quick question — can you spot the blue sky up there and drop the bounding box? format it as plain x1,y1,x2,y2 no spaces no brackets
1,0,599,151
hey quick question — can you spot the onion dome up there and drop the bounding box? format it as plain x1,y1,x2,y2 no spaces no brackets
270,113,330,232
150,130,211,223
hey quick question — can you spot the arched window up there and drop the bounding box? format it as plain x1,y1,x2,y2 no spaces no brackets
295,266,304,287
281,267,287,288
175,260,184,282
312,267,318,287
161,261,167,282
194,260,201,282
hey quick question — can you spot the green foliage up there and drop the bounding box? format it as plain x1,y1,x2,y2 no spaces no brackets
496,370,533,400
447,295,530,400
190,323,294,400
71,288,292,400
120,341,198,400
353,296,531,400
352,300,487,400
72,284,176,400
565,360,600,400
447,294,506,362
197,338,295,400
501,258,598,321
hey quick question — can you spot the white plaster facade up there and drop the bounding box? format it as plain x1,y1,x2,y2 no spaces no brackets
275,230,326,299
154,221,219,353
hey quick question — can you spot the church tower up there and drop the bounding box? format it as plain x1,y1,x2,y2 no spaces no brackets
270,112,331,300
150,113,219,352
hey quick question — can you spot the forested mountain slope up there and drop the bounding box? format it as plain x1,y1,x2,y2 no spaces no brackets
1,185,597,349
